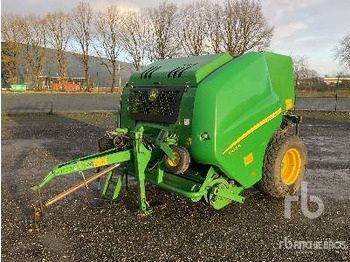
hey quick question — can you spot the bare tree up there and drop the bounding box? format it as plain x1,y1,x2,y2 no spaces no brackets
120,10,149,70
1,14,25,85
46,11,71,88
334,32,350,69
70,2,93,91
146,1,179,61
293,56,318,89
178,1,209,56
293,56,308,89
221,0,273,56
21,14,48,90
205,2,224,54
95,6,123,92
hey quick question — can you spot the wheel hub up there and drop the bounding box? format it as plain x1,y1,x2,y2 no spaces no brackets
166,152,181,167
280,148,301,185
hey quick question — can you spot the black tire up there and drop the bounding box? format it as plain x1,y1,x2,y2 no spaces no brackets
163,146,191,174
256,130,307,198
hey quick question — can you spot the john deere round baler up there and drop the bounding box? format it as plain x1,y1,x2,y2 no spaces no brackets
31,52,307,216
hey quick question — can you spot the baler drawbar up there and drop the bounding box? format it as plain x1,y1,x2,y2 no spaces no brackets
31,126,244,218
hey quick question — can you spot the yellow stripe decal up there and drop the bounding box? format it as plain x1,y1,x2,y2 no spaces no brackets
223,108,282,155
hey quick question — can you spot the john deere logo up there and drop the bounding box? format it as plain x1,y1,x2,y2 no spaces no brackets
149,89,158,101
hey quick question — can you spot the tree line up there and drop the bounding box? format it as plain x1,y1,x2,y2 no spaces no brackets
1,0,273,91
294,33,350,91
2,0,349,92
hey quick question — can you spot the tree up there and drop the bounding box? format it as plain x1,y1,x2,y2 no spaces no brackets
46,11,71,88
178,1,209,56
293,56,308,88
70,2,93,91
1,14,25,85
205,2,224,53
120,10,149,70
146,1,179,61
334,32,350,69
95,6,123,92
292,56,318,89
22,14,48,90
221,0,273,56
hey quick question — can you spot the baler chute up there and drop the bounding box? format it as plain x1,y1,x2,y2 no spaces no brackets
31,52,307,218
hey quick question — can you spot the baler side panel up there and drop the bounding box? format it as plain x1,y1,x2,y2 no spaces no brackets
191,52,288,188
264,52,295,110
120,85,136,129
173,87,196,147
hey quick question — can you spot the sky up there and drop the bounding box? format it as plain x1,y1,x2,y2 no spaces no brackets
2,0,349,76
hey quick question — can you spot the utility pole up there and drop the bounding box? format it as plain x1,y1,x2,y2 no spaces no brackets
97,71,100,110
335,75,340,112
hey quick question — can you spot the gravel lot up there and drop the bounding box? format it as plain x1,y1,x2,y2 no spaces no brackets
1,111,349,261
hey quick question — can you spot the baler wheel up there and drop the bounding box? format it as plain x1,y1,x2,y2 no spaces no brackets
256,131,307,198
164,146,190,174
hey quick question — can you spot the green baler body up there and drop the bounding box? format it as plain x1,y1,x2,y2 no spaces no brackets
31,52,296,215
121,52,294,189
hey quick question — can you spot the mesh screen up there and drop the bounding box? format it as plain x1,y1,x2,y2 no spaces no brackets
128,87,184,123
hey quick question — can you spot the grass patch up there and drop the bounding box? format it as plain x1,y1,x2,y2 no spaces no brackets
296,89,350,98
294,110,350,122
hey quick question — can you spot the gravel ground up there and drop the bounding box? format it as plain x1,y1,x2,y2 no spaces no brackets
1,111,349,261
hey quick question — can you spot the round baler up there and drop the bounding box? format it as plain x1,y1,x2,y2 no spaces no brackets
31,52,307,216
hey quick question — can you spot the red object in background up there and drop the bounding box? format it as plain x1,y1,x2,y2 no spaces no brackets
51,83,61,91
51,83,81,91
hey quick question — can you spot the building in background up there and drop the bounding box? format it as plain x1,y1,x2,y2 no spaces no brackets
1,42,134,91
324,77,350,86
